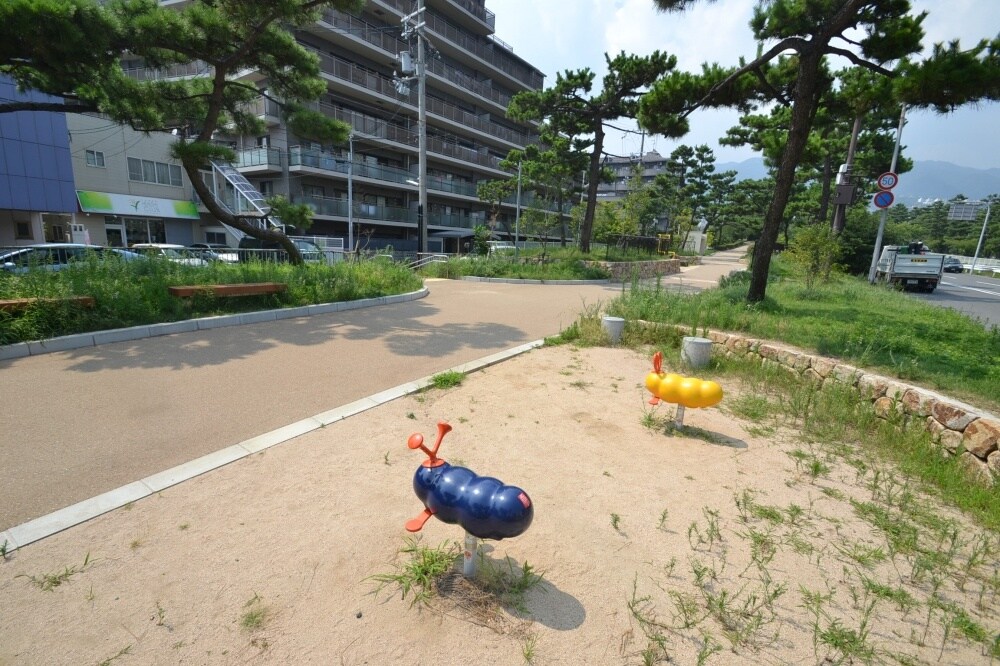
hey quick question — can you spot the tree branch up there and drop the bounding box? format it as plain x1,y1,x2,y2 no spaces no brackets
684,36,807,116
823,46,895,76
0,101,98,114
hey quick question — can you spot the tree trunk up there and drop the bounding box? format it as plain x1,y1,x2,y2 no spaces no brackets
579,127,605,254
558,191,567,247
747,51,824,303
818,155,832,224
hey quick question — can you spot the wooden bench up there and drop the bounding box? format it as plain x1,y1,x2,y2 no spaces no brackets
167,282,287,298
0,296,96,314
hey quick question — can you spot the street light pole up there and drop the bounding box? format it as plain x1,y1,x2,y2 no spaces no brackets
970,202,992,274
514,160,522,259
868,104,906,283
416,0,428,255
347,132,354,254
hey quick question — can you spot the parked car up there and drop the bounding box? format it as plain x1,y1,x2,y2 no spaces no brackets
487,241,516,257
943,256,964,273
238,237,325,263
130,243,208,266
189,242,238,264
0,243,142,274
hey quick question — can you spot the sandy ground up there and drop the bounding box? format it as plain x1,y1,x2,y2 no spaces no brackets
1,345,997,665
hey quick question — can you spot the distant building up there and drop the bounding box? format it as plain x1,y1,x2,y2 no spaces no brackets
596,150,670,202
0,76,78,246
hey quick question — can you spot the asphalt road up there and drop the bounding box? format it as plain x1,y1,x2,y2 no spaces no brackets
0,248,749,531
919,272,1000,327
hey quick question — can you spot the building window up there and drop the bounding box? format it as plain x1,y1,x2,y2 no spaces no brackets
127,157,183,186
258,180,273,196
205,230,228,245
85,150,106,168
15,221,33,239
302,184,324,198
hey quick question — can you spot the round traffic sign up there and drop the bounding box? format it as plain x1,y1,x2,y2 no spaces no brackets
876,172,898,190
873,190,894,209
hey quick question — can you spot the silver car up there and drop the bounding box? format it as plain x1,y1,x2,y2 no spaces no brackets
0,243,142,274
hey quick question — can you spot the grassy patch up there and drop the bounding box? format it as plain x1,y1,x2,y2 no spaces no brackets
0,256,423,345
608,262,1000,411
430,370,465,390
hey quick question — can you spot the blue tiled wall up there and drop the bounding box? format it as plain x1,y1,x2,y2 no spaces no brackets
0,77,78,213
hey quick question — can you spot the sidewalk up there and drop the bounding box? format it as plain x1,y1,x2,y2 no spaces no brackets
1,247,748,539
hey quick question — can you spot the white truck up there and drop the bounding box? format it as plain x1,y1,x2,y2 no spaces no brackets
875,242,945,293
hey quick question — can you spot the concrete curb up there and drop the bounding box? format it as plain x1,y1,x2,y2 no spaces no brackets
0,338,545,553
0,287,429,361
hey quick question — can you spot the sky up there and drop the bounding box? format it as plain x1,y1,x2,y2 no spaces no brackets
492,0,1000,170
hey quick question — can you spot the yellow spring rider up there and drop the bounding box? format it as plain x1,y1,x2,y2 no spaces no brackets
644,351,723,427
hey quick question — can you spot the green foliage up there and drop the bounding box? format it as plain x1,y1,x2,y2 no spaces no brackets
430,371,465,390
472,225,491,256
507,50,678,253
0,256,422,345
611,264,1000,411
419,254,610,281
785,224,841,289
369,538,461,607
642,0,999,304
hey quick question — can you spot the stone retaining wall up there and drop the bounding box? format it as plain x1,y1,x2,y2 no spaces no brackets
584,259,682,281
658,324,999,485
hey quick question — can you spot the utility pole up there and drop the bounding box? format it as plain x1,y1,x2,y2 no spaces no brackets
416,0,428,255
831,114,862,234
514,160,522,258
347,132,354,254
400,1,428,255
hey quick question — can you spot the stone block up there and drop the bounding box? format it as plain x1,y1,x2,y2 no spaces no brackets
929,402,977,431
857,374,888,400
900,390,934,418
958,452,994,486
810,357,836,378
962,419,1000,458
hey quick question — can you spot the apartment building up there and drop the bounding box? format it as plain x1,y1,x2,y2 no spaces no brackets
209,0,545,253
3,1,544,253
596,150,670,203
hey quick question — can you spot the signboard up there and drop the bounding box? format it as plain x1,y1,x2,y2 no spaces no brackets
873,191,894,209
876,172,899,190
947,202,982,221
76,191,201,220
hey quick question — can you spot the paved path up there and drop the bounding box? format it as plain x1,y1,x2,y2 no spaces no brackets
1,247,747,531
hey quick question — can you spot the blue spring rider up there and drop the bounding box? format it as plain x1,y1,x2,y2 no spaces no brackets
405,421,534,540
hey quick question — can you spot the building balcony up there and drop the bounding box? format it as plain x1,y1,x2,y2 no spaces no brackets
374,0,543,91
236,147,283,171
305,49,531,150
428,0,495,33
286,146,479,198
311,10,513,114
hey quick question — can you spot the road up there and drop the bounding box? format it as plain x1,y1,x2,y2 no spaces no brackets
0,248,748,531
919,273,1000,327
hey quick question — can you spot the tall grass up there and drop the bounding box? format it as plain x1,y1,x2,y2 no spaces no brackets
420,255,610,280
0,257,422,345
607,267,1000,412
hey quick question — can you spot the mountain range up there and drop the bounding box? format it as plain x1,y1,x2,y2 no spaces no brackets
716,158,1000,207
